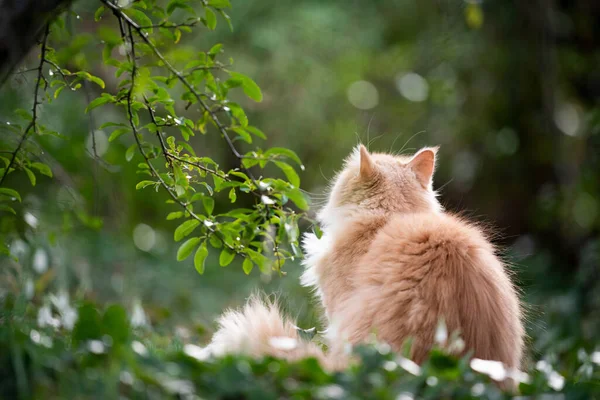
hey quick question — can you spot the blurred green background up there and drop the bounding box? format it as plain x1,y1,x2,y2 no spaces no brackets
1,0,599,368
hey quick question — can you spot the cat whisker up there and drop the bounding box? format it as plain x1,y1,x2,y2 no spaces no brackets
397,130,426,154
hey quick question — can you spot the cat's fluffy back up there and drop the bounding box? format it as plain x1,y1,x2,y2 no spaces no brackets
334,212,523,368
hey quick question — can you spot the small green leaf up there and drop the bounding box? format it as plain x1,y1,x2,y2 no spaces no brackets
208,0,231,8
205,8,217,30
54,85,66,99
248,249,269,273
136,180,155,190
219,248,235,266
15,109,32,121
30,162,52,177
167,211,184,220
228,188,237,203
242,257,253,275
286,187,309,210
245,126,267,139
177,237,201,261
94,5,105,21
109,127,130,142
125,8,154,30
24,167,36,186
0,204,16,214
86,94,113,112
202,197,214,215
102,305,130,344
167,0,195,15
208,43,222,56
274,161,300,187
264,147,302,165
229,72,262,102
194,241,209,274
174,219,200,242
209,234,222,248
313,225,323,239
0,188,21,202
125,143,136,161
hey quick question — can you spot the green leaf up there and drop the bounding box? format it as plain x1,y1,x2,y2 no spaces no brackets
264,147,302,165
232,127,252,143
166,0,195,15
94,5,105,21
15,109,32,121
227,102,248,127
245,126,267,139
194,241,209,274
209,234,222,248
72,303,102,346
208,0,231,8
286,187,309,210
0,204,16,214
0,188,21,202
99,121,126,129
219,248,235,266
75,71,105,89
274,161,300,187
24,167,36,186
136,180,155,190
228,188,237,203
166,211,184,220
53,85,65,99
229,72,262,102
248,249,269,273
242,257,253,275
174,219,200,242
177,237,201,261
125,143,136,162
102,305,129,344
205,8,217,30
125,8,154,30
109,127,130,142
86,93,113,112
208,43,222,56
30,162,52,177
202,197,215,215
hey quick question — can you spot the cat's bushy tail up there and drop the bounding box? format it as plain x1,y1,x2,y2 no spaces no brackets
205,295,344,370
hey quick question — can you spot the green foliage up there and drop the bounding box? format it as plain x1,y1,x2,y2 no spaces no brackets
0,0,599,399
1,297,599,399
0,0,307,276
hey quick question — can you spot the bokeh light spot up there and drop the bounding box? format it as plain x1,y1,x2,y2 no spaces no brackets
133,223,156,252
554,103,580,136
347,80,379,110
396,72,429,102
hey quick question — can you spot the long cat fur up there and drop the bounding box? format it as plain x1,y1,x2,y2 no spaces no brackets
205,145,524,381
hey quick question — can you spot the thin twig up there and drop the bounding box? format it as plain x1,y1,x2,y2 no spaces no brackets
137,19,201,29
102,0,244,161
118,18,238,254
105,0,284,267
0,25,49,187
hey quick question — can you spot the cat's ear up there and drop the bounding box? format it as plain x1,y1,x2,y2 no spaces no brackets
408,146,438,188
358,145,376,178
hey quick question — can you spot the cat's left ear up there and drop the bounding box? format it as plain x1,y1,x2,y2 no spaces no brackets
408,146,439,189
358,144,376,179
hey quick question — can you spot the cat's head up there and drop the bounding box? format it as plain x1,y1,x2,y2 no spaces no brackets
317,145,441,227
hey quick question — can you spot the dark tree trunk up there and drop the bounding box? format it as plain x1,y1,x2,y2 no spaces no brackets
0,0,73,84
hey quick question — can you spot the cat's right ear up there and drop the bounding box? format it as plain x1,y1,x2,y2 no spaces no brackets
408,146,438,188
359,145,376,179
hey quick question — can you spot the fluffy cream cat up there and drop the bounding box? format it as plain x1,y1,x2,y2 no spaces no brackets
206,145,524,381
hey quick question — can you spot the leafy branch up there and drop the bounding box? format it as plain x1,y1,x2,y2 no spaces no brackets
0,26,50,187
94,0,302,274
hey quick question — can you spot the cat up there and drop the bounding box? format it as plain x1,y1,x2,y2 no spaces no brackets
205,145,524,385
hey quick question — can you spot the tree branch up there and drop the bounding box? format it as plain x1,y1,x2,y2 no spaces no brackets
0,25,49,187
